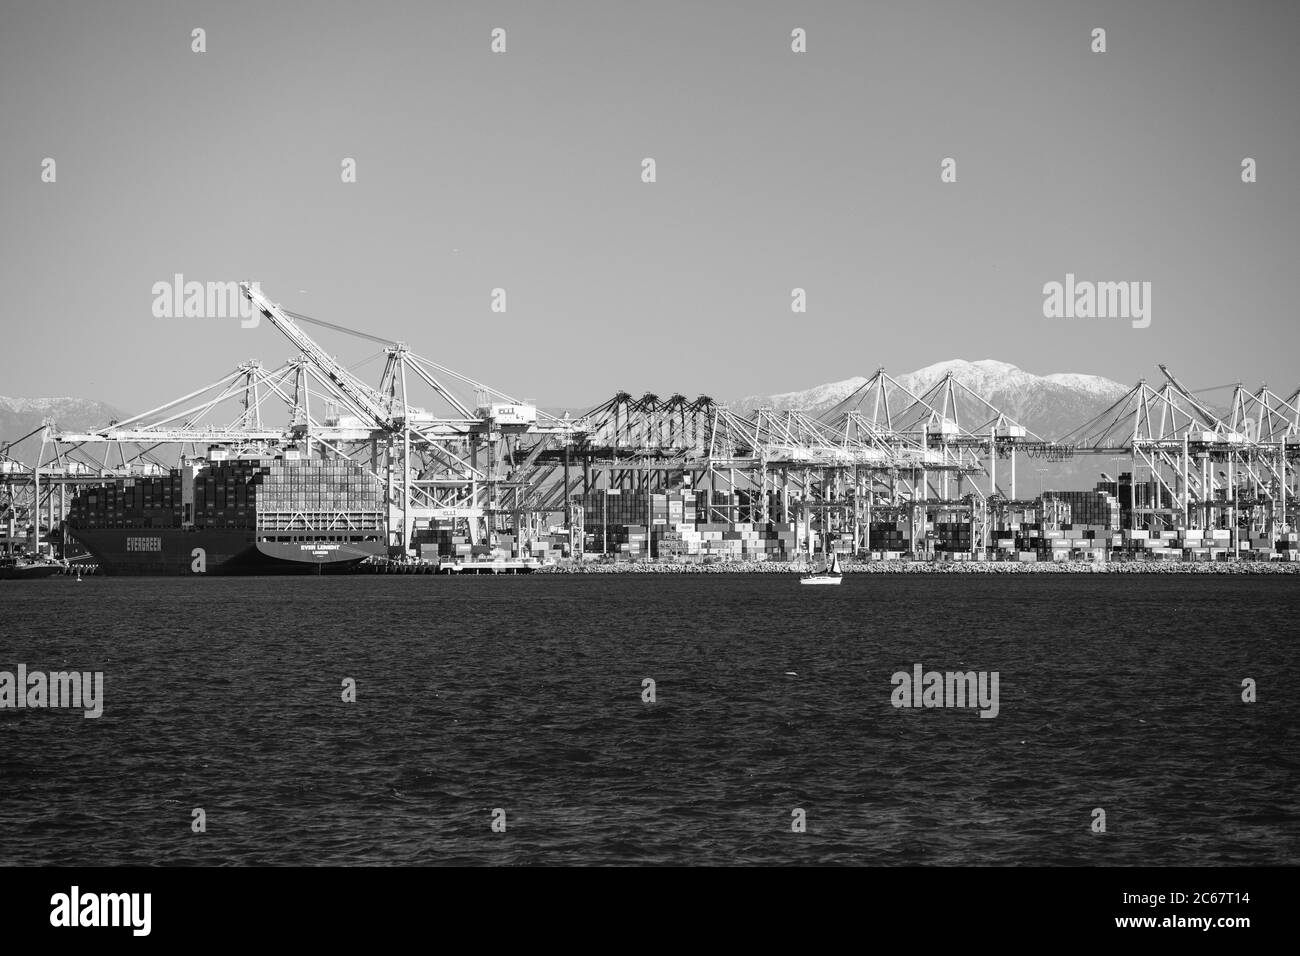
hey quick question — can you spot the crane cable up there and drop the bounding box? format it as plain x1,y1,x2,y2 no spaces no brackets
283,309,399,347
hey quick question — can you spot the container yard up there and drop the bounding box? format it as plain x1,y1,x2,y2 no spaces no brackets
3,285,1299,574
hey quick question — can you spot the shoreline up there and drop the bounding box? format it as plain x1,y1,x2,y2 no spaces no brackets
538,559,1300,574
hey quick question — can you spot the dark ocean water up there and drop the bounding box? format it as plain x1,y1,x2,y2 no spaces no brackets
0,574,1296,866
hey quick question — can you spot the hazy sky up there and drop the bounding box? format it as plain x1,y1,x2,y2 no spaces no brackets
2,0,1297,417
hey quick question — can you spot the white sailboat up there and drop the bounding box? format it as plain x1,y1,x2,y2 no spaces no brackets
799,550,843,585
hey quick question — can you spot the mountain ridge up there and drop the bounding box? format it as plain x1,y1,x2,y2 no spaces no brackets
3,359,1129,448
734,360,1128,420
0,397,123,464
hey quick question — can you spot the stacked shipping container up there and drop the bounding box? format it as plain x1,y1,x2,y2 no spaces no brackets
69,456,385,534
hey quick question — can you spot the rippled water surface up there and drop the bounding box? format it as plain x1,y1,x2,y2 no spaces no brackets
1,574,1297,865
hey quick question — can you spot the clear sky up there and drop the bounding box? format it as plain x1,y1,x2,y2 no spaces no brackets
2,0,1297,416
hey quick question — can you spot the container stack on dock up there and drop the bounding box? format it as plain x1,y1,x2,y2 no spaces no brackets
577,488,697,556
693,521,797,561
1275,532,1300,560
652,525,699,558
869,520,907,557
1051,490,1121,530
415,528,485,562
934,520,973,554
698,489,785,525
576,489,647,541
1058,525,1114,559
414,525,569,563
572,483,809,560
1124,528,1183,558
990,522,1110,561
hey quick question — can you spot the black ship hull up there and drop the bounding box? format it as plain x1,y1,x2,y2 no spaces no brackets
67,529,384,576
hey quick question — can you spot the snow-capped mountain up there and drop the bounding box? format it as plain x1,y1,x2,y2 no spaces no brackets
731,359,1129,440
0,396,122,463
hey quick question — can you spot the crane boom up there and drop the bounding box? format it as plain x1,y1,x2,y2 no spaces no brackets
240,282,397,429
1157,363,1226,428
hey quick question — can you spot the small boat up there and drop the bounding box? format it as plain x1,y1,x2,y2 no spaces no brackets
800,552,843,585
0,553,65,581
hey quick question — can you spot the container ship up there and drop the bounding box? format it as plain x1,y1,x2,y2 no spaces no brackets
66,451,386,575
